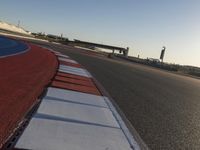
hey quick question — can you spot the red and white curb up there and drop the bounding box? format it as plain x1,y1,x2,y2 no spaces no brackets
14,49,141,150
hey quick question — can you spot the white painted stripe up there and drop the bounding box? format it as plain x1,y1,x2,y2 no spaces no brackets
58,57,78,64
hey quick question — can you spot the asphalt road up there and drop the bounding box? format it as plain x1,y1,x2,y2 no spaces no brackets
30,42,200,149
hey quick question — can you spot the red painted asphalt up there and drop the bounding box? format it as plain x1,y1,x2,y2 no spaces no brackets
0,43,58,147
1,40,103,149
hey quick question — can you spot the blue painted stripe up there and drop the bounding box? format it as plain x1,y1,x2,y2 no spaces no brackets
0,36,28,57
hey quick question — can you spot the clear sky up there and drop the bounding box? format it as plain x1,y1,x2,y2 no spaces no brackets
1,0,200,67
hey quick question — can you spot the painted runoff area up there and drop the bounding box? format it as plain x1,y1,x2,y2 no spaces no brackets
14,50,140,150
0,36,28,57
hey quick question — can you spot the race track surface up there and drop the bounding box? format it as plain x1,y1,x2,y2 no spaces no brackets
44,44,200,150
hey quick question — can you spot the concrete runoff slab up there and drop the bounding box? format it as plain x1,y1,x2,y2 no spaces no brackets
15,117,132,150
58,57,78,64
46,87,107,108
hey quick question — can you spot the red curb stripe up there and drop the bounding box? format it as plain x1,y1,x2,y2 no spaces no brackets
54,76,95,87
56,72,91,81
59,60,83,68
51,81,101,96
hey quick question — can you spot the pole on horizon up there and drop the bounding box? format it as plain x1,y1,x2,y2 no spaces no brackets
160,46,166,63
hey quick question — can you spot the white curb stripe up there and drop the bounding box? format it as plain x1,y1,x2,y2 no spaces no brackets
56,54,70,58
59,65,87,73
58,69,91,78
59,65,92,77
58,57,78,64
58,66,92,78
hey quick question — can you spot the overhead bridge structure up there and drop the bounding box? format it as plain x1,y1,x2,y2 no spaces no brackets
73,39,129,57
